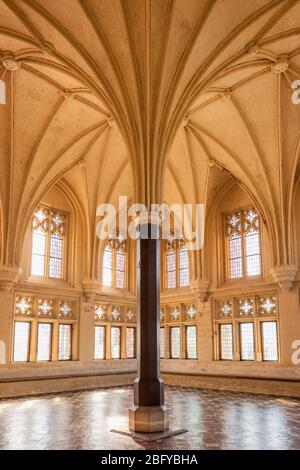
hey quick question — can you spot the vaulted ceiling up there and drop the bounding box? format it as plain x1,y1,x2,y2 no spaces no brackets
0,0,300,267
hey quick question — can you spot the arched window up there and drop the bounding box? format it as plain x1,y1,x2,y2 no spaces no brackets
31,206,66,279
225,207,261,279
165,236,189,289
102,236,127,288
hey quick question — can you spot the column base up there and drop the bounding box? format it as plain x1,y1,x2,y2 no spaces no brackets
111,427,187,442
128,404,169,433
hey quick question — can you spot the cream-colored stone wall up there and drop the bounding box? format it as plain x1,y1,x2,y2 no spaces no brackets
1,180,300,398
1,0,300,399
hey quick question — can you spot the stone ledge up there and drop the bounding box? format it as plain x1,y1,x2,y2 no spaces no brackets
162,372,300,398
0,373,136,399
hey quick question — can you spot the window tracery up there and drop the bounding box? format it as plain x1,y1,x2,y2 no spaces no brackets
225,208,261,279
31,206,66,279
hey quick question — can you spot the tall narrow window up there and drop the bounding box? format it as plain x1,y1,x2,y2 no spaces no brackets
103,247,113,286
166,251,176,288
126,327,135,358
227,212,242,279
170,327,180,359
160,327,165,358
31,224,46,276
115,250,125,288
220,324,233,360
179,247,189,287
186,326,197,359
0,79,6,104
111,326,121,359
58,324,72,360
225,208,261,279
31,207,66,279
37,323,52,361
240,322,255,360
13,322,30,362
245,209,261,276
165,236,189,289
94,326,105,359
261,321,278,361
102,236,127,289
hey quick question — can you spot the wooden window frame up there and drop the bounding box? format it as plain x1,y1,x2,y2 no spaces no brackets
30,204,68,280
12,295,77,363
214,294,280,363
185,325,198,360
126,326,136,359
103,245,127,289
94,325,106,360
224,206,262,282
164,244,190,290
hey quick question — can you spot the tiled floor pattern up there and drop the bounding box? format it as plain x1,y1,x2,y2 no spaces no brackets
0,386,299,450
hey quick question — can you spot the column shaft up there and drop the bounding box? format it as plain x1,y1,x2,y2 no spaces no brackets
134,223,164,406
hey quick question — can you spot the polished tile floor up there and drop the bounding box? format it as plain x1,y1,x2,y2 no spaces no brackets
0,386,300,450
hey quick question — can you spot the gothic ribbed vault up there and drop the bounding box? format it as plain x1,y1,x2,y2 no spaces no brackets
0,0,300,272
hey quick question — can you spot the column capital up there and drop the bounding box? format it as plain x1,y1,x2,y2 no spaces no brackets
190,279,210,301
271,264,297,292
82,278,99,301
0,265,21,291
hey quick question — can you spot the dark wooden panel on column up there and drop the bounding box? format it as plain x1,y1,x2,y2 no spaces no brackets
134,222,164,406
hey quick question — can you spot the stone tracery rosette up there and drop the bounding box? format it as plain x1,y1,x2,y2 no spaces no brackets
38,299,54,317
95,304,107,321
258,296,277,316
15,296,33,316
186,304,197,320
237,298,254,317
59,301,73,318
170,306,180,321
126,307,136,322
217,300,232,318
110,305,121,321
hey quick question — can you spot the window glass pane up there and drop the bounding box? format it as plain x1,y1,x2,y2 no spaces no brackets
220,324,233,360
58,324,71,360
116,250,125,288
49,234,63,278
160,327,165,358
126,327,135,358
170,327,180,358
179,268,189,287
111,327,121,359
179,248,189,286
229,237,242,278
229,236,242,258
262,321,278,361
240,322,255,360
13,322,30,362
230,257,243,279
166,252,176,288
94,326,105,359
245,233,261,276
179,248,188,268
186,326,197,359
103,248,113,286
31,230,46,275
37,323,52,361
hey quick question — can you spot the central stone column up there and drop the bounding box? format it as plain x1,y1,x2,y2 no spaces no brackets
129,213,169,433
